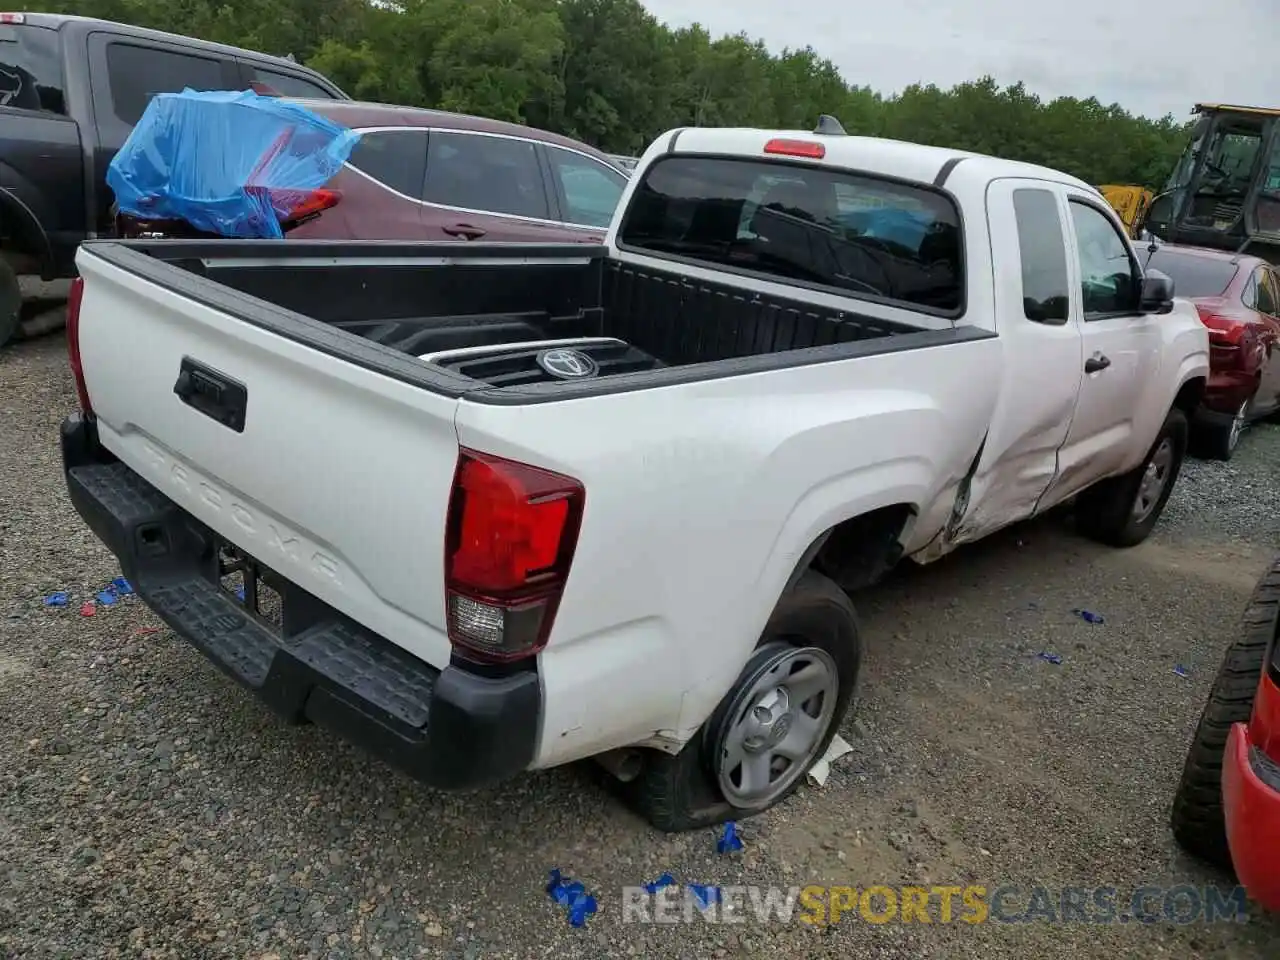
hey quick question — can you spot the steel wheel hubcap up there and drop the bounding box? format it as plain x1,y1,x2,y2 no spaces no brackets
716,645,839,807
1132,438,1174,522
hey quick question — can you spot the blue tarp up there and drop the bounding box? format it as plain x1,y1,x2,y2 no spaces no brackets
107,89,361,239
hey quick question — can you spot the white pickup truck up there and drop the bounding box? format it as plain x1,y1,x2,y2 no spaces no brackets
61,121,1209,831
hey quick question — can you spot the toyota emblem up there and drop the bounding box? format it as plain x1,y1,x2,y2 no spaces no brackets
536,348,599,379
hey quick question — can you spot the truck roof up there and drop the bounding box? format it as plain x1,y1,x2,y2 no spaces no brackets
664,126,1099,196
9,12,325,75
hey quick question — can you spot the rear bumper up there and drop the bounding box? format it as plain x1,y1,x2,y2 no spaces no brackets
60,412,540,791
1222,673,1280,914
1199,370,1255,419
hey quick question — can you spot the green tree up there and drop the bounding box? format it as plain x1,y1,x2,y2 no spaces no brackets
26,0,1193,185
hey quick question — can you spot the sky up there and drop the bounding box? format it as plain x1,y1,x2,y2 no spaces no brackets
639,0,1280,121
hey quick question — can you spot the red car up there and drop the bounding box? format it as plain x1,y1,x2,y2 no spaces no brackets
1143,244,1280,460
118,99,630,244
1172,554,1280,913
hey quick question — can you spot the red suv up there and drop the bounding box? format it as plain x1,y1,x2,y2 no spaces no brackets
1142,244,1280,460
119,100,631,244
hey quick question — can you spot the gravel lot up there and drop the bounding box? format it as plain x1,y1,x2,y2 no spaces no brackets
3,331,1280,959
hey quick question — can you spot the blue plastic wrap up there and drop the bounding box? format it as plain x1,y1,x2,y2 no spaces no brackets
107,88,361,239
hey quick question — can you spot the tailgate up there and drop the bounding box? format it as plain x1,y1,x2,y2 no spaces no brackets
73,248,460,668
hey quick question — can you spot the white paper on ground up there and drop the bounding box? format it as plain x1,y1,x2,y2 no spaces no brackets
806,733,854,787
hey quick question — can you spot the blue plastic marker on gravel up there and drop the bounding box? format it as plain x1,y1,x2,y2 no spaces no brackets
1037,652,1063,665
96,588,118,606
717,821,744,854
1072,609,1105,624
546,869,597,927
43,592,69,607
643,873,675,894
1174,664,1190,679
111,577,134,596
688,884,722,910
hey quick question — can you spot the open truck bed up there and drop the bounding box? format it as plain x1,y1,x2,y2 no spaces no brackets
85,239,981,402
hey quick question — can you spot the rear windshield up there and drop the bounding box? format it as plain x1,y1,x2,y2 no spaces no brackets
0,23,65,115
1145,248,1238,299
618,155,964,314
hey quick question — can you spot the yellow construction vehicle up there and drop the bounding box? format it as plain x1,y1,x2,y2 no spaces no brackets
1142,103,1280,263
1098,184,1154,238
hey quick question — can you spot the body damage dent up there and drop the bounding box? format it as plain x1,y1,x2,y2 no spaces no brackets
911,433,988,563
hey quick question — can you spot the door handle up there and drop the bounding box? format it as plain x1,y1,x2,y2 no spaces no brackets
1085,354,1111,374
442,223,486,240
174,357,248,433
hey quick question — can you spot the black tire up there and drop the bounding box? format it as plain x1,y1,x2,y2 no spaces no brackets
0,258,20,349
619,570,862,832
1191,397,1251,462
1170,556,1280,868
1075,407,1187,548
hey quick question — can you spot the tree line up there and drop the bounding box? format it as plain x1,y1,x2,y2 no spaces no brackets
33,0,1192,187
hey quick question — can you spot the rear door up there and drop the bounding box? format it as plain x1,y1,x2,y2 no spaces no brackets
1049,190,1162,496
954,178,1083,540
1251,266,1280,414
420,129,574,242
87,31,242,235
0,21,83,272
300,126,429,240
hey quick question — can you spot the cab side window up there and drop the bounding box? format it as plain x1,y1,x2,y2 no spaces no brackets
105,42,230,125
1069,201,1141,318
1012,188,1069,324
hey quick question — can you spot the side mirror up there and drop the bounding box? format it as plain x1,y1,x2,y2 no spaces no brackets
1141,191,1175,240
1140,268,1175,314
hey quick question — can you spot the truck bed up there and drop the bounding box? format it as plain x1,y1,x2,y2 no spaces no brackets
82,239,985,401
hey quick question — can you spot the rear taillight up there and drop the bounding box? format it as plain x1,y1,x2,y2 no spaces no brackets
66,276,92,416
444,449,584,663
245,186,342,228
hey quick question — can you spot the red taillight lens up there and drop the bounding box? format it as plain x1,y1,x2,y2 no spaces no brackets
764,138,825,159
444,449,584,663
66,276,92,416
245,186,342,226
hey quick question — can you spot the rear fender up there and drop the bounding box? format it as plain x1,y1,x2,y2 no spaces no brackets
0,175,55,271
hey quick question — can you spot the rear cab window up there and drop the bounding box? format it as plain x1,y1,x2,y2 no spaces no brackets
0,22,67,114
618,155,964,314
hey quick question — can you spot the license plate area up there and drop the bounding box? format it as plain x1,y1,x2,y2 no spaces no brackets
217,543,284,633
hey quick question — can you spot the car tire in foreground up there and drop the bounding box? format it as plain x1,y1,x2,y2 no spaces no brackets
1075,406,1188,548
620,570,862,832
1194,396,1252,462
1170,554,1280,868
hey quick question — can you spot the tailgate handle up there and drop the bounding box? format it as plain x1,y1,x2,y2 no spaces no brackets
174,357,248,433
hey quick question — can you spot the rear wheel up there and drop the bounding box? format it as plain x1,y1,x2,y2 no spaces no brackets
1196,397,1252,462
0,258,20,349
619,571,862,832
1075,407,1187,547
1170,556,1280,867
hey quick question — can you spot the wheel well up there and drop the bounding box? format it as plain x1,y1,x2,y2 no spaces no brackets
0,191,51,275
1173,377,1206,419
802,503,916,594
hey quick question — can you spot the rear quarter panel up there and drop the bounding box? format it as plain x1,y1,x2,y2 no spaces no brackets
456,336,1002,766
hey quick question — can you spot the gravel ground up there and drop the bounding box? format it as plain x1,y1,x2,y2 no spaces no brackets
3,331,1280,959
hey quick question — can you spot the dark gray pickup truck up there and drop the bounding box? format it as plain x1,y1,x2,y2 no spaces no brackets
0,11,348,346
